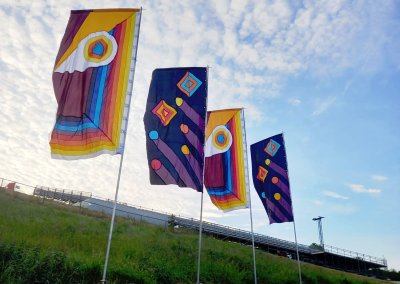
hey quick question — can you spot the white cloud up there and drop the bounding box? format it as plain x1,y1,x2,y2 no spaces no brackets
312,96,337,116
371,175,388,182
323,191,349,200
346,183,382,194
288,97,301,106
312,200,324,206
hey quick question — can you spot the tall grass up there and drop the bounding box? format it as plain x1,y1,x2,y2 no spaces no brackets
0,190,388,283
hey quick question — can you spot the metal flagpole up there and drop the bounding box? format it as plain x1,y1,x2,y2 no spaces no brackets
196,66,209,284
101,152,125,283
248,186,258,284
282,132,302,284
196,191,204,284
242,109,257,284
101,8,143,283
293,220,302,284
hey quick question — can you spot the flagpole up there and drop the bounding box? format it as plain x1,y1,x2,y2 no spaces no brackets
282,132,302,284
196,191,204,284
101,152,125,283
101,8,143,283
293,220,302,284
196,65,209,284
242,109,258,284
248,189,258,284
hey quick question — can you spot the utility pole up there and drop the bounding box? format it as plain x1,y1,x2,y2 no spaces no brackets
312,216,325,249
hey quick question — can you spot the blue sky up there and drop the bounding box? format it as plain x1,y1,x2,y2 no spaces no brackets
1,0,399,270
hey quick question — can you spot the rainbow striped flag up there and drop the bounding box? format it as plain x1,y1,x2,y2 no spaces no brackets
50,9,141,159
250,133,294,224
204,109,249,211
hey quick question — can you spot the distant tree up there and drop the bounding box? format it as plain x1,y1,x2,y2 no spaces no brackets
309,243,323,251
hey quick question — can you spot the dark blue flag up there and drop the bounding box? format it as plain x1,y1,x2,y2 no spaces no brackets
143,67,208,192
250,133,294,224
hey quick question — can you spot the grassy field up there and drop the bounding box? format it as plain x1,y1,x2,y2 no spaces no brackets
0,189,389,283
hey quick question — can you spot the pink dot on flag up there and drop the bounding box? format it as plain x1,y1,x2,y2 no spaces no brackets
180,124,189,134
151,159,161,170
272,177,279,184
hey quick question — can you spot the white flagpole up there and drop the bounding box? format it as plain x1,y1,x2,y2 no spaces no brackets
101,8,142,283
196,191,204,284
282,132,302,284
242,109,257,283
101,153,125,283
196,66,209,284
248,190,258,284
293,220,302,284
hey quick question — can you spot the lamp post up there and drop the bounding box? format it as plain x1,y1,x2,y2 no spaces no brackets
312,216,325,249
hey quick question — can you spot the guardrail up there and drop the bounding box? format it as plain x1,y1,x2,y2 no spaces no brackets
174,216,320,254
0,176,387,268
324,244,386,267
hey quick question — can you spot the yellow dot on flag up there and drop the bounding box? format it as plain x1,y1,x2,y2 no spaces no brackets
181,145,190,155
176,97,183,106
265,159,271,165
274,193,281,200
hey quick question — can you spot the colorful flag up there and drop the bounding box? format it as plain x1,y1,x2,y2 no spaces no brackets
250,133,294,224
144,67,208,192
204,109,249,211
50,9,141,159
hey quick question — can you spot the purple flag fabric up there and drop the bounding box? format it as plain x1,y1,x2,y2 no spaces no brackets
250,133,294,224
143,67,208,192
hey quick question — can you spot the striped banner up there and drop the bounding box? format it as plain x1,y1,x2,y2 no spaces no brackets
204,109,249,211
50,9,141,159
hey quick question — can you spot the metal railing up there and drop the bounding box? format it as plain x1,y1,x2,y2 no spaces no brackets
33,186,92,204
324,244,386,266
174,216,320,254
0,176,387,268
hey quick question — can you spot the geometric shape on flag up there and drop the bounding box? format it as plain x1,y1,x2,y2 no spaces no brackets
151,159,162,170
265,159,271,165
261,192,266,199
152,100,177,126
177,71,202,97
272,176,279,184
264,138,281,157
54,31,118,73
256,166,268,182
181,145,190,155
85,36,112,62
274,192,281,200
180,124,189,134
149,130,159,140
205,125,232,157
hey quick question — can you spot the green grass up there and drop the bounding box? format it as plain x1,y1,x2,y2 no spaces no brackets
0,189,389,283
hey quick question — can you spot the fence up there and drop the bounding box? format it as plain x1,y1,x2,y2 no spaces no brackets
0,176,387,269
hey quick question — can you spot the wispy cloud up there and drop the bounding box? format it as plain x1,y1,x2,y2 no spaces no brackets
323,191,349,200
312,96,337,116
371,175,388,182
346,183,382,194
312,200,324,206
288,97,301,106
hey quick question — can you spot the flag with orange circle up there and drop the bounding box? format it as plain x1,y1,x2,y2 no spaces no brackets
50,9,141,159
204,109,249,211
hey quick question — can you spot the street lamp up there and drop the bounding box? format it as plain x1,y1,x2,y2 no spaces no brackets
312,216,325,249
